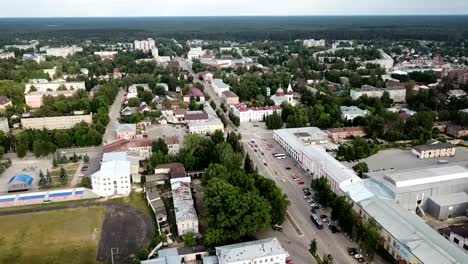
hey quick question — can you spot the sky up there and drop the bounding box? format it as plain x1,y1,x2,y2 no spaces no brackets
0,0,467,17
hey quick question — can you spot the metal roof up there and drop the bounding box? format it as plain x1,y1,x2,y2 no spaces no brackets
384,165,468,188
215,238,288,264
428,192,468,207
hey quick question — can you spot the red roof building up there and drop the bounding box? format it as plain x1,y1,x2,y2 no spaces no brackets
183,87,205,103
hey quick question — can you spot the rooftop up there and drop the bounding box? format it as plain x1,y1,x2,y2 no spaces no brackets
156,163,186,179
185,110,209,121
383,165,468,188
215,238,288,264
116,123,136,133
414,142,455,152
234,103,282,112
212,79,230,89
93,160,131,179
328,127,365,134
222,90,238,98
0,96,11,105
172,181,198,222
429,192,468,207
103,139,152,153
185,87,204,98
9,174,33,185
439,225,468,239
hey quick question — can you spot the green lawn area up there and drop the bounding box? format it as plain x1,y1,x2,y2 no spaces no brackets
48,162,81,185
0,206,105,264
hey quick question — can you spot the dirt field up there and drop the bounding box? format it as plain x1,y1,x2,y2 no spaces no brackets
0,206,106,264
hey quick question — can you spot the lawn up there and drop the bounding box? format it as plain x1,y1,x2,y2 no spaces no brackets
0,206,105,264
48,162,81,186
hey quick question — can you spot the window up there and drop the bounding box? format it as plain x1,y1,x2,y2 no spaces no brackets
453,237,459,244
463,244,468,251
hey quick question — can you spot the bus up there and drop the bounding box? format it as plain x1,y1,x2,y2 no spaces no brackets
310,214,323,229
273,153,286,159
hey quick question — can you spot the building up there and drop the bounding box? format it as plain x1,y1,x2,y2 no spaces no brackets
94,51,118,60
270,84,297,106
46,46,83,58
447,124,468,138
115,124,137,140
412,142,456,159
0,52,15,59
274,127,360,193
91,160,131,197
0,96,12,110
134,38,156,52
367,165,468,213
164,136,180,155
448,89,467,98
171,177,199,236
427,192,468,220
20,113,93,130
146,187,170,236
362,49,394,70
23,53,46,63
141,247,208,264
340,106,368,121
343,181,468,264
8,174,33,192
0,117,9,134
25,90,78,108
215,238,289,264
211,79,230,97
103,152,142,183
188,117,224,135
439,225,468,252
183,87,205,103
327,127,366,142
222,90,239,106
103,139,152,159
231,103,282,123
303,39,326,48
128,83,150,99
350,85,406,103
24,81,86,94
187,47,206,60
447,68,468,86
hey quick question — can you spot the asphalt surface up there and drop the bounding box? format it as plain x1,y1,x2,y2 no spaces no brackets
104,89,126,145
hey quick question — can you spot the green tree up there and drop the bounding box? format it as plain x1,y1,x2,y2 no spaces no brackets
210,130,225,145
152,138,169,155
127,97,141,107
59,167,68,185
309,239,317,256
353,162,369,177
80,177,92,188
38,170,47,188
243,153,255,174
265,111,283,129
183,232,196,247
16,143,27,158
46,170,52,185
52,156,58,167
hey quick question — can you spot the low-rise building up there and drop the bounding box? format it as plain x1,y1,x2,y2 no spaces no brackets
46,46,83,58
222,90,239,106
447,68,468,86
439,225,468,252
215,237,289,264
20,113,92,130
0,117,9,134
91,160,131,197
212,79,230,97
412,142,456,159
327,127,366,142
303,39,326,48
94,51,118,60
103,151,142,183
0,96,12,110
164,136,180,155
115,124,137,140
183,87,205,103
187,47,206,60
448,89,467,98
340,106,368,121
103,139,152,159
171,176,199,236
446,124,468,138
350,85,406,102
231,103,282,123
0,52,15,60
146,187,170,236
427,192,468,220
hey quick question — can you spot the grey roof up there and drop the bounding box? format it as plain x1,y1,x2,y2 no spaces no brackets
222,90,238,98
428,192,468,207
439,225,468,238
212,79,230,89
216,238,288,264
116,123,136,133
414,142,455,152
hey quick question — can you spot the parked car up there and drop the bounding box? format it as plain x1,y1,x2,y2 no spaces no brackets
354,254,363,259
285,167,291,170
298,181,305,185
272,224,283,232
329,225,340,233
292,175,300,181
357,257,365,262
311,209,317,214
348,248,358,256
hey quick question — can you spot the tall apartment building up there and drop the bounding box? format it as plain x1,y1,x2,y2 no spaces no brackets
303,39,326,48
134,38,156,52
20,113,93,130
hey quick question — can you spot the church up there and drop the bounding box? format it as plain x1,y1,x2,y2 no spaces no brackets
270,83,297,106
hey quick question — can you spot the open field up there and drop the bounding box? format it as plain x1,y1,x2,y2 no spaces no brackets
0,206,105,264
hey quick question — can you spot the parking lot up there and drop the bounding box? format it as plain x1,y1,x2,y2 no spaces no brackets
343,147,468,172
0,158,53,193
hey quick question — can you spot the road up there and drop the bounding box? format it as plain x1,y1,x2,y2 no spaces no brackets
239,123,361,264
103,89,126,144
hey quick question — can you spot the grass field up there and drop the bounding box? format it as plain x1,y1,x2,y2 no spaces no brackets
0,206,105,264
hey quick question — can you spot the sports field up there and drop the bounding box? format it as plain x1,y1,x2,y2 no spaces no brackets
0,206,105,264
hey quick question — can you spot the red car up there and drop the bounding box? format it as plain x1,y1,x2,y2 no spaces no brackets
292,175,300,181
298,181,305,185
286,260,294,264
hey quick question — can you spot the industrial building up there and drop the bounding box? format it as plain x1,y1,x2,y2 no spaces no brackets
273,127,361,193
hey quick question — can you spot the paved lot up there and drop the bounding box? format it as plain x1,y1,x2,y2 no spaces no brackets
0,158,53,193
145,124,187,145
239,125,363,264
97,204,155,264
343,147,468,172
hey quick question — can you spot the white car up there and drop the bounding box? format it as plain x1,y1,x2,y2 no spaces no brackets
354,254,363,259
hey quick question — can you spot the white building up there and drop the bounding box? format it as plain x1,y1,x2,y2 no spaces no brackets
151,47,159,58
340,106,369,121
91,160,131,197
303,39,326,48
171,177,199,236
273,127,361,193
0,52,15,60
24,81,86,94
270,84,297,106
350,85,407,103
102,152,142,183
188,117,224,135
448,89,467,98
215,238,289,264
363,49,394,70
0,117,9,134
231,103,282,123
211,79,230,97
187,47,206,60
134,38,156,52
46,46,83,58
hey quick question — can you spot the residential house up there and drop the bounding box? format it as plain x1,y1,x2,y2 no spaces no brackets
115,124,137,140
0,96,12,110
446,124,468,138
0,117,10,134
164,136,180,155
